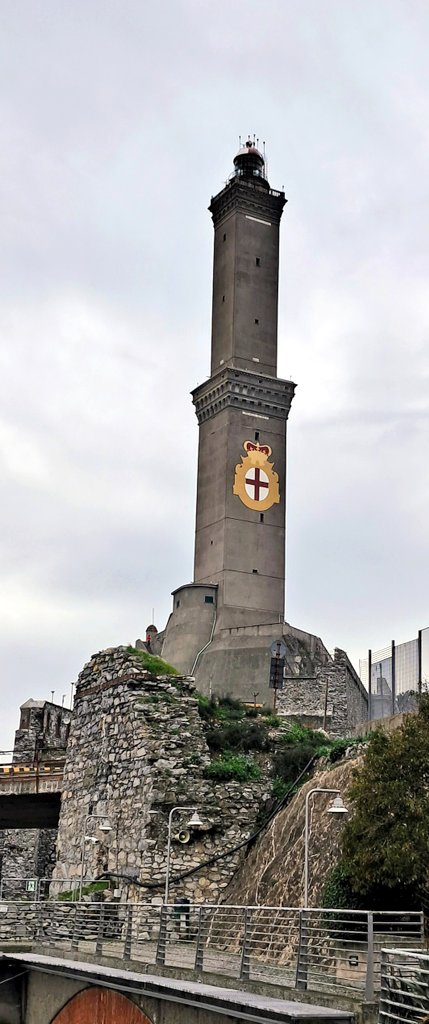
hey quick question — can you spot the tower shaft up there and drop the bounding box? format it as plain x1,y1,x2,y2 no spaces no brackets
192,144,295,627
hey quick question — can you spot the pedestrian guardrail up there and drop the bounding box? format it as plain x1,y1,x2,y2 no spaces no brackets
0,877,103,901
379,948,429,1023
0,901,423,1000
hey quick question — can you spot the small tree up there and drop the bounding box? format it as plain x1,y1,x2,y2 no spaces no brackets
342,695,429,909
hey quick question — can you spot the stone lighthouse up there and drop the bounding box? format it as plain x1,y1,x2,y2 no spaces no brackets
192,141,295,627
160,141,299,700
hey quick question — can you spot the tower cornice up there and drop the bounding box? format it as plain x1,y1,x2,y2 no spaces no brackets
209,179,286,227
192,367,296,424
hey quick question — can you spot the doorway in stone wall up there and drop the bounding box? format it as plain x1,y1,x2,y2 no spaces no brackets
51,987,153,1023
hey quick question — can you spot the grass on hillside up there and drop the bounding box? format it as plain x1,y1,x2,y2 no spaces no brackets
203,752,261,782
127,646,178,676
196,692,367,797
57,881,110,901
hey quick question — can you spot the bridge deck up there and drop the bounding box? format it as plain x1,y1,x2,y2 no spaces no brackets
3,952,353,1023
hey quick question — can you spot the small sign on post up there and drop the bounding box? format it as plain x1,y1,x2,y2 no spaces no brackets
269,657,285,689
26,879,37,894
269,640,287,712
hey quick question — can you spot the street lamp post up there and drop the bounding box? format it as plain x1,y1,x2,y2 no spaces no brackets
303,789,348,908
164,806,203,904
79,814,113,900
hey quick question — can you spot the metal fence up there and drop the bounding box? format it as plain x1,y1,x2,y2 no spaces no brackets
379,948,429,1023
0,901,422,1001
359,626,429,722
0,877,105,901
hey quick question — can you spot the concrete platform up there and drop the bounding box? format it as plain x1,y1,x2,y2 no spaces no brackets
2,951,353,1024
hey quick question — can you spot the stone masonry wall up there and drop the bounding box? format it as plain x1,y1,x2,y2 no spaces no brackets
0,828,57,896
0,701,71,893
13,701,72,765
53,647,271,904
278,648,368,737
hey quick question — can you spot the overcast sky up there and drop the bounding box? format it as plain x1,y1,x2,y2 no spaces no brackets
1,0,428,750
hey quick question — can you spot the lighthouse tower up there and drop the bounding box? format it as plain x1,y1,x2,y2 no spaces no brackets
192,140,295,628
161,141,296,697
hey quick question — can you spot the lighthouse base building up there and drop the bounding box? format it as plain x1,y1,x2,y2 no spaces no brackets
151,141,367,732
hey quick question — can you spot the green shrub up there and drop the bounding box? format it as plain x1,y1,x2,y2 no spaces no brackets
219,695,243,713
272,777,295,802
127,647,178,676
278,723,326,748
196,694,216,720
203,753,261,782
321,863,362,909
326,738,352,763
341,697,429,909
205,720,270,754
272,743,316,785
58,881,110,902
196,693,244,722
264,715,281,728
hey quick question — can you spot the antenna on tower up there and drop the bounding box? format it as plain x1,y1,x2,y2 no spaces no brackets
256,137,259,148
238,134,241,147
263,141,268,179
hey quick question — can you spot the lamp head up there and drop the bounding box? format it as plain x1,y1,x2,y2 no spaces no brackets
327,795,348,815
187,811,203,829
98,822,113,834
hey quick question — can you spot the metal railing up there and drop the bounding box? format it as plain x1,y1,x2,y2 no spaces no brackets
379,948,429,1023
0,901,423,1000
0,877,104,901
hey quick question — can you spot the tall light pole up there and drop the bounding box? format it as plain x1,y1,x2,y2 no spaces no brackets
79,814,113,900
303,789,348,908
164,806,203,904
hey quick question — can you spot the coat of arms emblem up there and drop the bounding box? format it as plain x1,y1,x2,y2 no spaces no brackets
233,440,280,512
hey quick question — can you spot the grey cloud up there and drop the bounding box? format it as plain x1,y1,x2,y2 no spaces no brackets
0,0,428,747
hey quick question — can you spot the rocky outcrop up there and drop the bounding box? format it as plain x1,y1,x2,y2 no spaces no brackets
222,754,363,907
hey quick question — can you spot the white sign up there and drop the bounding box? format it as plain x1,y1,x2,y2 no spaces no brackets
270,640,287,659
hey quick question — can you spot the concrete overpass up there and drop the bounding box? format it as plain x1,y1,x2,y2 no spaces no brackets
0,952,353,1024
0,764,63,829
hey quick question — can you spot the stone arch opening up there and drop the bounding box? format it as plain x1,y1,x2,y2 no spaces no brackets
51,987,153,1024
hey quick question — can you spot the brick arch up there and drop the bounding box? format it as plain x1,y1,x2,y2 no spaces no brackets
51,987,153,1024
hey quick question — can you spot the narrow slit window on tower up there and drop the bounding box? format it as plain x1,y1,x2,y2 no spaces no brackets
252,568,258,574
254,431,260,441
256,257,261,266
259,513,264,523
222,295,225,303
223,233,226,241
254,318,259,324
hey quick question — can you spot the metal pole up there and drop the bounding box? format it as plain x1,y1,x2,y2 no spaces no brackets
418,630,422,696
365,911,374,1002
164,808,175,905
79,817,88,901
164,805,199,904
322,675,329,732
368,649,372,722
79,812,114,901
391,640,396,715
304,788,340,908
